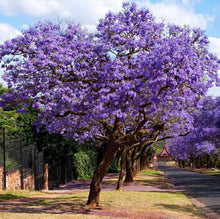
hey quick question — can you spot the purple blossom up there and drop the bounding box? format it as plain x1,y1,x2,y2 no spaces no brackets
0,2,219,144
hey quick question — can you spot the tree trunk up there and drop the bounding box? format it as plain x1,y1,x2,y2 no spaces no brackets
206,154,210,169
132,158,140,175
116,147,126,191
87,142,118,207
125,150,133,182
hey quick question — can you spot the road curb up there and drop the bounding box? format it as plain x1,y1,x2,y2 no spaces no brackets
184,191,220,219
167,173,220,219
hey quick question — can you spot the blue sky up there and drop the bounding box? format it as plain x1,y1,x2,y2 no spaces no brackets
193,0,220,37
0,0,219,96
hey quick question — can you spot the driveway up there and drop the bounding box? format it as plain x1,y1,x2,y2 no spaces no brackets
159,161,220,218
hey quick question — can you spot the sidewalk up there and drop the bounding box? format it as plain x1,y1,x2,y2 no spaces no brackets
43,172,184,194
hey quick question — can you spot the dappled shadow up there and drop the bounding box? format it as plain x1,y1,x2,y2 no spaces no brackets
59,180,91,190
134,177,172,188
154,203,203,218
0,195,93,215
0,193,26,201
59,173,118,191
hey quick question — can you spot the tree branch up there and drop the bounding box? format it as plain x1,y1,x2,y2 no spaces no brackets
55,111,86,117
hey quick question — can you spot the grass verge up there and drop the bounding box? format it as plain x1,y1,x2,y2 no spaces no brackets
140,168,163,176
0,170,205,219
0,190,42,201
0,191,204,219
196,169,220,176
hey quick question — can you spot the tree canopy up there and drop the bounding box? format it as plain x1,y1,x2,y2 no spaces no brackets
168,96,220,164
0,2,219,206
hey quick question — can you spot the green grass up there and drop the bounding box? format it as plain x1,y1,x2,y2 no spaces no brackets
0,190,42,201
199,170,220,176
0,191,204,219
140,168,163,176
0,171,205,219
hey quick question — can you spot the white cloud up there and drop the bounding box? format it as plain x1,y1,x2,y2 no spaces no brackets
138,0,213,29
0,0,62,16
0,22,20,86
208,86,220,97
0,22,20,44
0,0,124,86
208,37,220,97
0,0,215,33
209,37,220,58
0,0,124,29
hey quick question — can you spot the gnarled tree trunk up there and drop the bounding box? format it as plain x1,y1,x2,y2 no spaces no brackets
125,150,133,182
87,141,118,207
132,157,140,176
116,146,126,190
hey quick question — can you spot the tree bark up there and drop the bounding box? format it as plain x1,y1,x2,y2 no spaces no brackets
116,147,126,190
206,154,210,169
132,158,140,175
87,141,118,207
125,150,133,182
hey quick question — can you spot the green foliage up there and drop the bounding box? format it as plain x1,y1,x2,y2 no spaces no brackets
73,149,98,180
108,156,120,173
16,106,38,146
5,158,18,170
0,152,18,170
16,106,104,182
0,84,18,132
216,159,220,169
151,141,166,154
0,84,8,97
0,109,18,133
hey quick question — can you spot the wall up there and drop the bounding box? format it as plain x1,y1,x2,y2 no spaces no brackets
0,166,35,190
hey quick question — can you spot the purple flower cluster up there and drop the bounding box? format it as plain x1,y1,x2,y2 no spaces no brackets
0,2,219,143
168,96,220,161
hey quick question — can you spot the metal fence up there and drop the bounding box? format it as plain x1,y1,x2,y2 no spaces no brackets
0,127,79,190
47,156,75,189
0,127,44,190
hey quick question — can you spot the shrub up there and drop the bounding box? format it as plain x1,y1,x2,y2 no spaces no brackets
0,152,18,170
73,149,98,180
108,155,120,173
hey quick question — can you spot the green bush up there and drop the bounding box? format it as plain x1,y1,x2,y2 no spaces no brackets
108,156,120,173
216,159,220,169
0,153,18,170
73,149,98,180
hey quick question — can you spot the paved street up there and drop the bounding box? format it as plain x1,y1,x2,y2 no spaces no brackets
158,162,220,218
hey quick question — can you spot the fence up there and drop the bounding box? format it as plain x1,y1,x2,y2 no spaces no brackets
0,127,44,190
48,156,75,189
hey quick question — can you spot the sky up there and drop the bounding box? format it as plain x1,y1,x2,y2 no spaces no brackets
0,0,219,96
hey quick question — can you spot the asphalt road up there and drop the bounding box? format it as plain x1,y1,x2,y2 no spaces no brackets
158,161,220,218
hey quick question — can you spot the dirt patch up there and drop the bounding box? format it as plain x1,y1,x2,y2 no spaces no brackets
52,173,181,194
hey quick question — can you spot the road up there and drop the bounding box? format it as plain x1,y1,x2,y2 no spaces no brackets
158,161,220,218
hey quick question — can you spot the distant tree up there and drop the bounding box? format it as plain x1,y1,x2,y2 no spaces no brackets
0,84,18,132
168,96,220,168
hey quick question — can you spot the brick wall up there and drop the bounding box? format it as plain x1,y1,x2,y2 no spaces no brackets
0,166,35,191
23,169,35,190
6,169,21,190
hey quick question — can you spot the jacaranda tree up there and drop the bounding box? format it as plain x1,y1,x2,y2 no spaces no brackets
168,96,220,167
0,3,219,206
